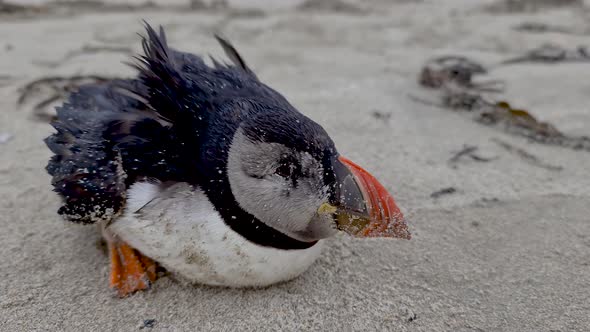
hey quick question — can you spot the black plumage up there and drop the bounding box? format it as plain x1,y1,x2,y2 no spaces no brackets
46,23,336,248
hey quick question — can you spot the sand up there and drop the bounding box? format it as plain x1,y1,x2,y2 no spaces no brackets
1,0,589,331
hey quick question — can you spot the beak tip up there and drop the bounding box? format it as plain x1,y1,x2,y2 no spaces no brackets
363,217,412,240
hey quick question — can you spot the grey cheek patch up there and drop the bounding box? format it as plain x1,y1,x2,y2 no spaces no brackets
226,128,332,241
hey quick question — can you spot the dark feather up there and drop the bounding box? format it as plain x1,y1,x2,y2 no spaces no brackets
214,34,253,75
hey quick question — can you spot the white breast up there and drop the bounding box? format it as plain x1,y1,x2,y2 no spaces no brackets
108,182,323,287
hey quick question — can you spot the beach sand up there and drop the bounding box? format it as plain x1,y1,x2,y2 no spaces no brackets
1,0,589,330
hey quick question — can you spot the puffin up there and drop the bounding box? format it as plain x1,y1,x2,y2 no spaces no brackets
45,23,410,297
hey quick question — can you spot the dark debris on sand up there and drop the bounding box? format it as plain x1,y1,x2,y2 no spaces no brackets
491,138,563,171
139,319,157,329
500,44,590,65
430,187,457,199
449,145,497,168
414,54,590,153
485,0,583,13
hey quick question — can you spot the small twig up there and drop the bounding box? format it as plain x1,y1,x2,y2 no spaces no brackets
449,145,497,164
430,187,457,199
469,154,496,162
491,138,563,171
449,145,497,169
449,145,478,164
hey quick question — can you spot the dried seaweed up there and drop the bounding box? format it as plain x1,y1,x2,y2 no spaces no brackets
414,55,590,152
0,0,219,19
34,44,132,68
491,138,563,171
479,101,560,135
0,1,44,15
297,0,366,14
500,44,590,65
419,56,504,92
50,0,157,12
513,22,572,34
480,102,590,151
18,75,114,122
486,0,583,13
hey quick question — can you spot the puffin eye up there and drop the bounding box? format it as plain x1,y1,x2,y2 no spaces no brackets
275,162,292,178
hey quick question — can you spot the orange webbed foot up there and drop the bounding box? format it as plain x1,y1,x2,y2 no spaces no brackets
108,240,158,297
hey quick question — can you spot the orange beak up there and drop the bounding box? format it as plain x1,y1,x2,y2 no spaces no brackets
319,156,410,240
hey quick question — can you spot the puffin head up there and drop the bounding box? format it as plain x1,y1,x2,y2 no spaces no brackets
224,106,410,244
